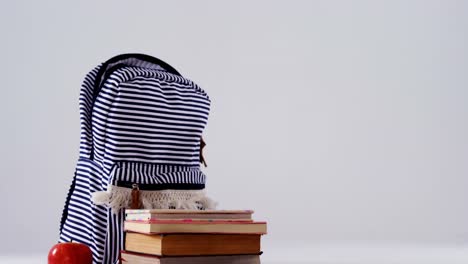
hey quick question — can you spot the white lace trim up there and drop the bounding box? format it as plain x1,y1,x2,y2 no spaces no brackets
91,186,217,214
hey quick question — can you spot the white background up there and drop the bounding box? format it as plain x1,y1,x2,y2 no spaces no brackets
0,0,467,263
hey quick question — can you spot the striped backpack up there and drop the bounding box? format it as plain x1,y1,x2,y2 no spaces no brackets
59,54,216,264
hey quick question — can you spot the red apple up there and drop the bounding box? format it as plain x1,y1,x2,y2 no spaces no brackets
48,242,93,264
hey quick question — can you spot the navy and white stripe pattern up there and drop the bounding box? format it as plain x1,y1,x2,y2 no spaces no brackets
110,161,207,186
59,54,212,264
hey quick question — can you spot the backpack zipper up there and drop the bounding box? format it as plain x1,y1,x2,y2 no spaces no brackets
116,181,205,190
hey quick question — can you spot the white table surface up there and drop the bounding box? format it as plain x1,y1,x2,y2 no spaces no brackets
2,244,468,264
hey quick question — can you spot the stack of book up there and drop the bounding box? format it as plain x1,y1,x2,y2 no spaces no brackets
121,209,267,264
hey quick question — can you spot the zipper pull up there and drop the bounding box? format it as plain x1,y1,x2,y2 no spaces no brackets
131,183,141,209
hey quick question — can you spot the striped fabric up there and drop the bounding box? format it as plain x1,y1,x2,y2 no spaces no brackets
59,54,212,264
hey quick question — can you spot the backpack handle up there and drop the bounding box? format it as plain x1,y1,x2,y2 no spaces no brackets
92,53,181,103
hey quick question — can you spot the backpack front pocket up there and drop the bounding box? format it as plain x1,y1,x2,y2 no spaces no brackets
90,161,216,213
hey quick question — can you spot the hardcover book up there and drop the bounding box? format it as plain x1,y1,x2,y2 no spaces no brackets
120,250,261,264
124,233,261,256
124,220,267,235
125,209,253,222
